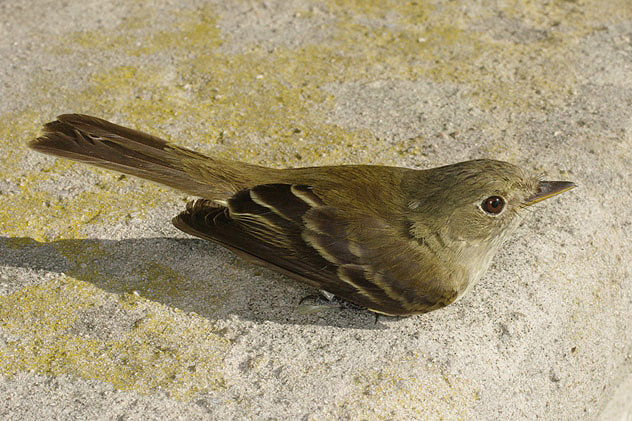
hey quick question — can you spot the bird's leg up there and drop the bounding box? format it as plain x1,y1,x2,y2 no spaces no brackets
297,290,348,314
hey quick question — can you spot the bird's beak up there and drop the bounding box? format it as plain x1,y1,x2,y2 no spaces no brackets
523,181,577,206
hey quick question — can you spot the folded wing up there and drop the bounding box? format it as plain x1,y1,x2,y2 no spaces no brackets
173,183,458,315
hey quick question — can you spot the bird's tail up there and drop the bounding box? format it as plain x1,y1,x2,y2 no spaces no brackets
29,114,271,199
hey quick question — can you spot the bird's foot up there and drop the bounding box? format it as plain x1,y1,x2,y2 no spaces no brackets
297,290,367,315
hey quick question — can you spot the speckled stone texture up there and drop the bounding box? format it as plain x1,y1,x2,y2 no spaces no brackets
0,1,630,419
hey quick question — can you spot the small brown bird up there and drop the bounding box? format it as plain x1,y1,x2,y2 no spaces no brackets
29,114,575,316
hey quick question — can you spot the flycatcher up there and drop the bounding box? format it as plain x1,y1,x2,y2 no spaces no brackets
29,114,575,316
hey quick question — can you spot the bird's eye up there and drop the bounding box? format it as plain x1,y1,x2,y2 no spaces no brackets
482,196,505,214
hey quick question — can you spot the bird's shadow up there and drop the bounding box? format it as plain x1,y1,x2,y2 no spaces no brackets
0,235,389,329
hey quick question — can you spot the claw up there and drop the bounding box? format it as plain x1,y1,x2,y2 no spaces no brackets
297,290,343,314
296,290,369,315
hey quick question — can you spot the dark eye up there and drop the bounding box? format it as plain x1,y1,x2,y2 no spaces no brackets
482,196,505,214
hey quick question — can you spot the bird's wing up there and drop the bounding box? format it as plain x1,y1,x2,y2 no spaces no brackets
173,183,458,315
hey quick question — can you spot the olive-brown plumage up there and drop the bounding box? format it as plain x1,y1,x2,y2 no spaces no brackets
29,114,576,315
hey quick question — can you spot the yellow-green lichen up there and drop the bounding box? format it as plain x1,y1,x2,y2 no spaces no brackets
327,0,435,25
18,0,615,172
0,160,173,241
336,355,478,419
0,277,229,399
131,262,196,303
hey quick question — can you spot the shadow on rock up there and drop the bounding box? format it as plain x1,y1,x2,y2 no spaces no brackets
0,236,389,329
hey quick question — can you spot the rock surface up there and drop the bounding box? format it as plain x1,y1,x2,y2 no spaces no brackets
1,1,630,419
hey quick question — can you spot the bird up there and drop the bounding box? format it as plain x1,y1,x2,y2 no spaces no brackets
29,114,576,316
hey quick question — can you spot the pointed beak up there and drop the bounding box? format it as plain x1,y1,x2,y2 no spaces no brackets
523,181,577,206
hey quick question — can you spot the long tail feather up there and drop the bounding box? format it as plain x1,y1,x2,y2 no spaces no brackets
29,114,269,198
